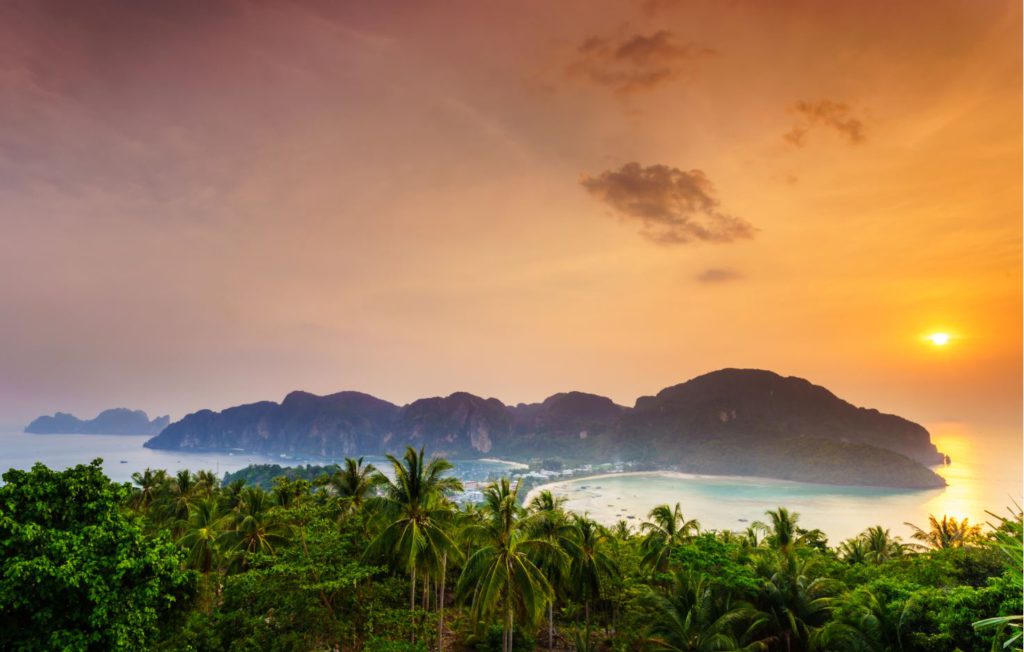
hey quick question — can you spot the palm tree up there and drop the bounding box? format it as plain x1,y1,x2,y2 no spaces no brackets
330,456,381,507
365,447,463,641
756,508,800,555
220,486,292,571
158,469,198,535
861,526,904,563
837,537,868,565
641,503,700,573
194,469,219,497
456,478,556,652
973,504,1023,650
271,476,311,508
758,555,839,651
129,468,166,512
178,496,226,574
526,490,576,648
222,478,246,510
904,515,982,550
612,519,633,540
568,514,619,641
641,570,766,651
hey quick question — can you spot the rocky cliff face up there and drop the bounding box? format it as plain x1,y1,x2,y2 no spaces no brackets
26,408,169,435
145,392,398,457
143,368,948,488
394,392,512,456
621,369,945,465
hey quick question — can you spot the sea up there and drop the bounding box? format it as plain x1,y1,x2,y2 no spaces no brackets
0,423,1019,544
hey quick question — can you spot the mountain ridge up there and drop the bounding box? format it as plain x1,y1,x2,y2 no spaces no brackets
26,408,169,435
143,368,947,489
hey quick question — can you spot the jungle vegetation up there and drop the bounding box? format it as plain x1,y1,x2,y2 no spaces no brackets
0,449,1020,651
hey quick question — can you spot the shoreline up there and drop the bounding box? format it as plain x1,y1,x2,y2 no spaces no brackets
521,468,936,507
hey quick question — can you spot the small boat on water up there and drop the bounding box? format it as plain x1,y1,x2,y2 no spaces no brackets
119,460,128,464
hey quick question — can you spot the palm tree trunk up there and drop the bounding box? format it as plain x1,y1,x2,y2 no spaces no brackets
423,576,429,610
548,601,554,649
410,565,417,643
507,608,514,652
438,552,447,652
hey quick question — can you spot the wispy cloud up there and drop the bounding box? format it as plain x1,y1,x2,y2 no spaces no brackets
568,30,716,95
580,162,755,245
784,100,866,146
696,267,743,283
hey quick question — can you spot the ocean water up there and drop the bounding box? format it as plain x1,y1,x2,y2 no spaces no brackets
526,426,1022,543
0,424,1018,544
0,429,521,486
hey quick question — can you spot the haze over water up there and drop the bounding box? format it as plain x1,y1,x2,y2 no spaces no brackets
525,424,1021,542
3,420,1017,545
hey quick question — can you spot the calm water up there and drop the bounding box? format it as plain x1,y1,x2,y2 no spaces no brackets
0,429,521,486
525,425,1022,543
0,424,1018,544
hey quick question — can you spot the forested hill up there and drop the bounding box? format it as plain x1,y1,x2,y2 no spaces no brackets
144,369,947,489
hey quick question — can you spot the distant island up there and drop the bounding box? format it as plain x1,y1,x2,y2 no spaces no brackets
26,408,170,435
144,368,948,489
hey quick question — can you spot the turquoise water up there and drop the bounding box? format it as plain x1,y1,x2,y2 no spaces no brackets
528,426,1022,543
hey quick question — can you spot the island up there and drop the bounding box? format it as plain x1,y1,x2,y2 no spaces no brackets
144,369,947,489
26,408,170,436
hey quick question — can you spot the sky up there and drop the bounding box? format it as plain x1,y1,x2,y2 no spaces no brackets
0,0,1020,443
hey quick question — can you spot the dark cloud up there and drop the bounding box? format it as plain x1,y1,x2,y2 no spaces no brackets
568,31,716,95
696,267,743,283
784,100,866,146
580,162,756,245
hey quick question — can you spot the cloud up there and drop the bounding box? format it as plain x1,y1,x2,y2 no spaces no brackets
696,267,743,283
784,100,866,146
568,31,716,94
580,162,756,245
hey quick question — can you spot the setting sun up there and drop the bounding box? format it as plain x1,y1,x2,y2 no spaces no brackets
928,332,951,346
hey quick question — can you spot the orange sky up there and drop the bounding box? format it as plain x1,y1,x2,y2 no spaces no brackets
0,0,1020,438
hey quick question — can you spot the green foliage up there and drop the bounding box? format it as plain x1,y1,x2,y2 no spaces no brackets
0,460,194,651
2,451,1019,652
669,533,761,598
222,463,341,490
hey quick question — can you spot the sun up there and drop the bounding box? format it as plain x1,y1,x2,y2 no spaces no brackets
927,332,951,346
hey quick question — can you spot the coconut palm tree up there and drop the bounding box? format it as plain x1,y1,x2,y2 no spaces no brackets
157,469,198,535
904,515,982,550
364,446,463,639
220,486,293,571
178,496,227,574
456,478,557,652
861,526,904,563
641,570,767,651
328,456,382,516
526,489,576,648
568,514,619,636
271,476,311,508
641,503,700,573
837,537,869,565
221,478,246,510
758,555,840,651
194,469,219,497
129,468,166,512
973,504,1023,650
756,508,800,555
612,519,633,541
